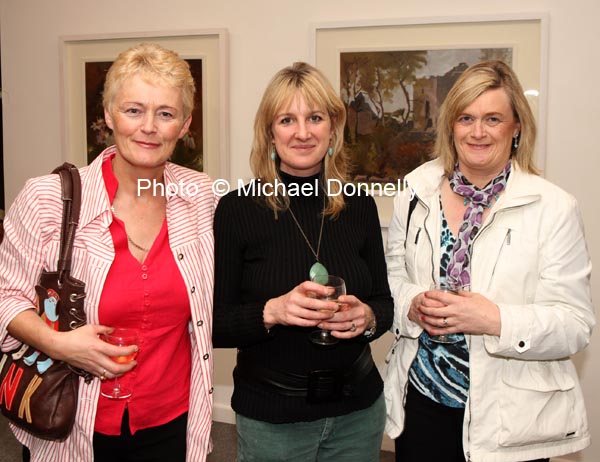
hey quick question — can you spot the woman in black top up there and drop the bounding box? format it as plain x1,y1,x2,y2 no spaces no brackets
213,62,393,462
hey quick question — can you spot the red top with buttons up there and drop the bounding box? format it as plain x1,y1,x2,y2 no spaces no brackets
94,156,192,435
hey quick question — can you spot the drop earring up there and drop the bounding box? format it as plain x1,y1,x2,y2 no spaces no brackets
513,134,519,150
270,150,276,161
327,147,333,157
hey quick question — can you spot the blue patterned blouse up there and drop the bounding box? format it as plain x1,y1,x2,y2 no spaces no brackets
407,201,470,408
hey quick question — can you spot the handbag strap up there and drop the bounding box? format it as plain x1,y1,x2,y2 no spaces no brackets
51,163,81,283
48,163,93,384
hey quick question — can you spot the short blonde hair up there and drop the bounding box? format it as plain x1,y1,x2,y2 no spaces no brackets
250,62,348,217
103,43,195,118
435,60,538,175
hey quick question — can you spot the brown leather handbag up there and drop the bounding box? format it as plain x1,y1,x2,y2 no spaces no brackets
0,163,93,440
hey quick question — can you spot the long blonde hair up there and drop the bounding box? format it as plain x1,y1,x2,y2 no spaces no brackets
435,60,538,176
250,62,348,217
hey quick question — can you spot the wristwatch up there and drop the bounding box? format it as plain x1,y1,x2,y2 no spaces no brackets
363,317,377,338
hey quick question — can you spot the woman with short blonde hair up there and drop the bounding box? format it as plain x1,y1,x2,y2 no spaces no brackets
1,43,216,461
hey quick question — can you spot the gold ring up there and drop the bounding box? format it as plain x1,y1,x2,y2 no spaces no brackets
350,323,357,332
99,369,107,381
442,317,448,327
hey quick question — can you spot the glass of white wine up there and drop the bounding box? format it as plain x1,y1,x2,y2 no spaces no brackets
309,275,346,346
429,281,470,344
100,328,139,399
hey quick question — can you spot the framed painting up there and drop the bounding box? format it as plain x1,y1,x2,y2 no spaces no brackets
311,14,548,226
60,30,229,179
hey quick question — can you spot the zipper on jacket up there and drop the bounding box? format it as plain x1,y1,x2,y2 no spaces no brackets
409,194,434,284
471,203,523,249
465,333,473,462
465,204,523,460
414,228,421,244
418,199,435,284
466,211,510,458
471,204,524,291
486,228,513,284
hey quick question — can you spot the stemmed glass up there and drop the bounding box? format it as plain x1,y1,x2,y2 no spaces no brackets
101,328,139,399
309,275,346,346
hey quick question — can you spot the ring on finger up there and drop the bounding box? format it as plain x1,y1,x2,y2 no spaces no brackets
99,369,107,381
442,317,448,327
350,322,357,332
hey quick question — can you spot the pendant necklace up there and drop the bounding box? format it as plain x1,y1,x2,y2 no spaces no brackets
287,197,329,283
110,205,151,253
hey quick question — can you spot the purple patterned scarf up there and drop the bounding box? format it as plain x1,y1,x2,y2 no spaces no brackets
446,161,511,287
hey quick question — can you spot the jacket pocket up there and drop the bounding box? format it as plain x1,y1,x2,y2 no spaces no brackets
498,360,579,447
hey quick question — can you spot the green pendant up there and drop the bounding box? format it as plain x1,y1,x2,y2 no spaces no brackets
309,262,329,284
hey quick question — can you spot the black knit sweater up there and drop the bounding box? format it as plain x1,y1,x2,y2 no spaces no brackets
213,171,393,423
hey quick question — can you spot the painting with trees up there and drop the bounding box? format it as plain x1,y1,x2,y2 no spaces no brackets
340,48,512,184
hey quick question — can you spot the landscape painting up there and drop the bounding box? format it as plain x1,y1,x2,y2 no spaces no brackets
340,48,512,184
85,59,204,171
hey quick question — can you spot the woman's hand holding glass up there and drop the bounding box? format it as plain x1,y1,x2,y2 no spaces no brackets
100,328,139,399
416,287,501,338
263,280,340,330
317,295,375,339
308,275,346,345
39,323,138,380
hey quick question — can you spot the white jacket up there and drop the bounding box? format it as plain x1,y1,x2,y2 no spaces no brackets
384,158,594,462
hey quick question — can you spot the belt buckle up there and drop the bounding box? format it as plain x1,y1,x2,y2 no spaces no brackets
306,369,343,404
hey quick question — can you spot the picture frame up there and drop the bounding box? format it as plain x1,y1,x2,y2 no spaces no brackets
59,29,229,179
311,14,548,227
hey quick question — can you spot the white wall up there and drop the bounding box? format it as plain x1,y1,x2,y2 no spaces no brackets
1,1,598,460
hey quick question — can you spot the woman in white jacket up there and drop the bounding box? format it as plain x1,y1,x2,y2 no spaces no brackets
384,60,594,462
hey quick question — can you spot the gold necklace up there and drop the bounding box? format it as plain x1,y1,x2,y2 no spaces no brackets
110,206,151,253
287,197,328,282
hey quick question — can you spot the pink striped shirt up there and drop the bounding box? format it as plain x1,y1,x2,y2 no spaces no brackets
0,147,217,461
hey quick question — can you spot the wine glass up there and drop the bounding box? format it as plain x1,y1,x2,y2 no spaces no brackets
429,281,469,344
309,275,346,346
101,328,139,399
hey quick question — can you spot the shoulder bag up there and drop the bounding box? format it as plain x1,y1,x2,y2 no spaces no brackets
0,163,93,440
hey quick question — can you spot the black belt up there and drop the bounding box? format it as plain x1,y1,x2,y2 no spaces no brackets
235,344,375,403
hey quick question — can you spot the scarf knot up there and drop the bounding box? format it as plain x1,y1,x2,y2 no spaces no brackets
446,161,511,286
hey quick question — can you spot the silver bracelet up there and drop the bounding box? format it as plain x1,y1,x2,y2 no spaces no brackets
363,317,377,338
